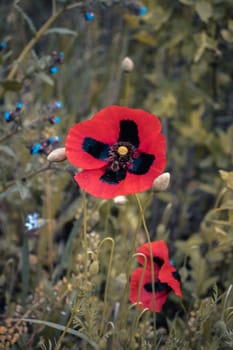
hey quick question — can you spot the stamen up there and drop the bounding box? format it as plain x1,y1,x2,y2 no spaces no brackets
117,145,128,156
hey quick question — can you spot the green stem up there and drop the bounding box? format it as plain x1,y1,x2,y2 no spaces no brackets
135,194,157,345
22,231,29,305
122,72,130,105
98,237,115,336
129,252,148,347
82,191,88,280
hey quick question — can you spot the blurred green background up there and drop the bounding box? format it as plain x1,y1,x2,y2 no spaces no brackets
0,0,232,349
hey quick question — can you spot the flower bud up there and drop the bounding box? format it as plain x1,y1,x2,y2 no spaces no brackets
47,147,66,162
89,260,99,276
121,57,134,73
152,172,170,192
113,195,128,205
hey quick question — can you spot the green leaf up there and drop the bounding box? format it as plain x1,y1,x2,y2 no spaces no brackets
16,180,30,200
44,27,78,36
179,0,195,5
195,1,213,22
221,29,233,43
20,318,99,350
134,32,156,46
13,3,37,34
0,145,17,159
36,72,54,86
0,80,23,91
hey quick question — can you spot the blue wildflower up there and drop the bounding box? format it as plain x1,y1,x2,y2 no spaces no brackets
49,116,61,124
16,102,24,111
31,143,42,155
0,42,7,50
84,12,95,21
139,6,147,16
25,213,40,231
3,111,14,122
55,101,63,109
48,135,61,144
49,66,59,74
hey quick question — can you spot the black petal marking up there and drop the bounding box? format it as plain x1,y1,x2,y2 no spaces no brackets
118,120,139,148
82,137,110,160
172,271,181,282
129,153,155,175
153,257,164,268
144,281,171,293
100,168,127,184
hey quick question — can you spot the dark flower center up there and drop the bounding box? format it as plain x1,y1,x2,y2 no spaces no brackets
108,141,137,172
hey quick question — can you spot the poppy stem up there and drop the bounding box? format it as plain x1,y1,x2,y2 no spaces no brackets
81,191,88,280
98,237,115,336
45,171,54,276
121,72,131,105
129,252,148,347
22,230,29,306
135,194,157,344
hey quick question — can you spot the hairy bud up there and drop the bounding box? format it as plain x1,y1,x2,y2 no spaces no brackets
47,147,66,162
152,172,170,192
121,57,134,73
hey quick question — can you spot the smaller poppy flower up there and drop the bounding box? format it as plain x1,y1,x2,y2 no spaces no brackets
130,240,182,312
65,105,166,199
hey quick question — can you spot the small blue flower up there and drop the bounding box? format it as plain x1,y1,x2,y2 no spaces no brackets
3,111,13,122
25,212,40,231
55,101,63,109
16,102,24,111
31,143,42,155
48,135,61,144
0,42,7,50
49,116,61,124
84,12,95,21
54,116,61,124
139,6,147,16
59,52,65,59
49,65,59,74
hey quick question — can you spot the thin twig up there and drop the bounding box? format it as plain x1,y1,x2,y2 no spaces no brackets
0,164,51,194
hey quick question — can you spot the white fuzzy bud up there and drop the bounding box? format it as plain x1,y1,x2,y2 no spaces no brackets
113,195,128,205
121,56,134,72
152,172,170,192
47,147,66,162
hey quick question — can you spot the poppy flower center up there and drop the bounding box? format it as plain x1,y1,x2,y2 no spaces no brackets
109,142,136,172
117,145,128,156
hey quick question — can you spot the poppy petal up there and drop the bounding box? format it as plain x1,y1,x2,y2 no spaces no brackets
74,168,128,199
159,263,183,297
74,162,165,199
65,117,117,169
130,268,168,312
117,120,139,147
129,152,155,175
100,167,127,184
82,137,110,160
91,105,166,157
137,241,170,268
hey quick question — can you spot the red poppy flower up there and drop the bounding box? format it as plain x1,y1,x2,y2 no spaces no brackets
65,105,166,199
130,241,182,312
